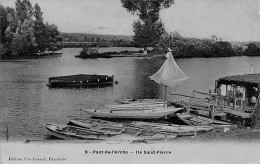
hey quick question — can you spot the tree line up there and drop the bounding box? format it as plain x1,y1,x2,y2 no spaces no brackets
156,32,260,58
0,0,62,59
60,32,132,43
121,0,260,58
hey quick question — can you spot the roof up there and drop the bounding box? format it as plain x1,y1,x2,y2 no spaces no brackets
217,73,260,84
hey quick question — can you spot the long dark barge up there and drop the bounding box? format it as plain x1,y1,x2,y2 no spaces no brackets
47,74,114,88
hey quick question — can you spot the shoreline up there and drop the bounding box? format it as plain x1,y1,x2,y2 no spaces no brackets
2,125,260,144
2,47,258,60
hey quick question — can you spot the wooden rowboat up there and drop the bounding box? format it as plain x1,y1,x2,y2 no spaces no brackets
67,117,178,140
67,115,123,127
131,121,213,133
135,129,177,141
176,113,234,126
81,107,183,119
68,117,125,135
45,123,111,140
106,103,165,110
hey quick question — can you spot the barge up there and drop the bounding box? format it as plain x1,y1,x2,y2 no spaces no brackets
47,74,114,88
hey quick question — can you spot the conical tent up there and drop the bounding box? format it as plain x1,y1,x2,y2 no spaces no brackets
150,52,188,87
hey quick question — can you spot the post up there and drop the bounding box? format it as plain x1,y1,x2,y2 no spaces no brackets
5,106,9,143
211,105,215,119
164,86,167,103
250,64,254,74
232,85,236,108
226,85,228,96
234,98,237,110
209,104,215,119
186,103,190,113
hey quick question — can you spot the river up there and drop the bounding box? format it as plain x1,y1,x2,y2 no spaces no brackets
1,47,260,142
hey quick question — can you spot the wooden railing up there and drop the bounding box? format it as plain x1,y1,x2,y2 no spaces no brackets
169,90,254,119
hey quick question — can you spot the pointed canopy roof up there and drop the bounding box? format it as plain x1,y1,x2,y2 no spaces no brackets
150,52,188,87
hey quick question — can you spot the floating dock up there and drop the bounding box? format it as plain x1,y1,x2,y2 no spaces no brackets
47,74,114,88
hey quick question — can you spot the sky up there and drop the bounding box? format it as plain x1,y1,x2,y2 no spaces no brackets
1,0,260,41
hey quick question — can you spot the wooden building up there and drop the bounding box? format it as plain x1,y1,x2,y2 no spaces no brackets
215,73,260,127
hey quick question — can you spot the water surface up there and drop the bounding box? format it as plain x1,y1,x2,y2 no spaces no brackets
1,48,260,141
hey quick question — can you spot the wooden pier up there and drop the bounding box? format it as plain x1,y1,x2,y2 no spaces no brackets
169,89,254,127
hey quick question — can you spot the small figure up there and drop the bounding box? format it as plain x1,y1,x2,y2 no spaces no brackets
251,96,256,104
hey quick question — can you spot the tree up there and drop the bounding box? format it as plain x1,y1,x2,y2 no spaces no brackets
44,23,62,52
0,5,8,44
15,0,34,22
133,19,165,50
0,0,62,59
121,0,174,22
96,37,101,42
8,18,36,56
33,3,45,52
245,43,260,56
121,0,174,52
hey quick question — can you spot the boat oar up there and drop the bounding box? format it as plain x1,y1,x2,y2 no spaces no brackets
24,139,46,143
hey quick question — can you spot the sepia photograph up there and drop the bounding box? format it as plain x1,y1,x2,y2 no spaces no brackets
1,0,260,164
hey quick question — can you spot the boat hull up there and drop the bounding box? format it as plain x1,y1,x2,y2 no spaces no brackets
44,123,106,140
47,74,114,88
107,103,165,110
131,121,213,133
81,107,183,119
115,98,163,104
68,118,125,135
176,113,234,127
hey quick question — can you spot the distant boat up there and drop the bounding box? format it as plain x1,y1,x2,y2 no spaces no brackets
47,74,114,88
81,107,183,119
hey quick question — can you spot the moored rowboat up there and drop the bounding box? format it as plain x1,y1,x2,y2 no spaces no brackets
176,113,234,126
68,117,125,135
136,130,177,140
115,98,163,104
106,103,165,110
81,107,183,119
67,115,123,127
67,117,178,140
45,123,111,140
131,121,213,133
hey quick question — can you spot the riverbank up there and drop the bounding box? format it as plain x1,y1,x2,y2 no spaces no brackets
21,126,260,144
75,49,146,58
175,127,260,142
0,52,63,61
